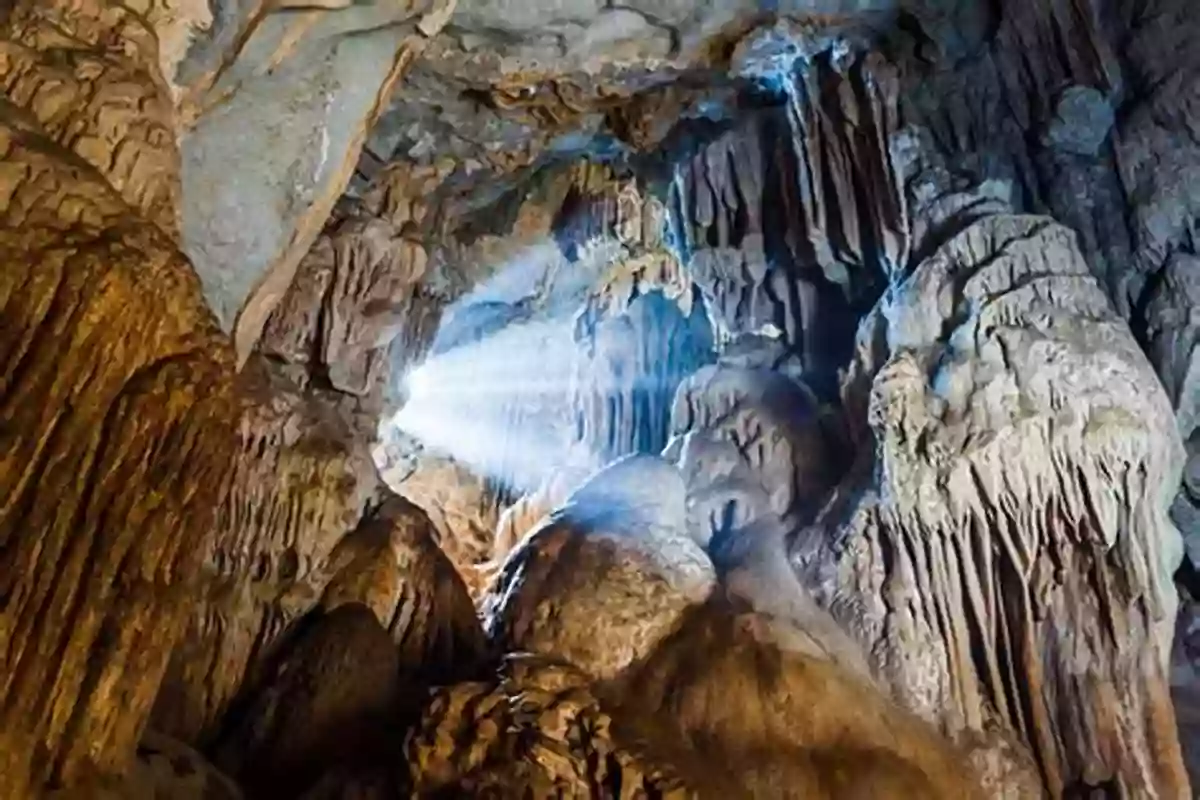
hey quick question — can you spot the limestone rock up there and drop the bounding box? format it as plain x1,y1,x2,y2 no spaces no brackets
260,216,430,398
664,358,868,681
613,599,988,799
44,731,243,800
573,290,716,465
385,452,503,598
734,25,908,293
667,361,836,545
668,106,863,398
1145,252,1200,565
177,0,458,362
320,495,489,686
483,455,716,681
0,3,237,795
1146,251,1200,440
1112,0,1200,297
809,214,1188,795
493,456,597,564
10,1,1200,798
1171,577,1200,794
152,357,379,746
212,604,403,799
1042,85,1114,157
404,654,695,798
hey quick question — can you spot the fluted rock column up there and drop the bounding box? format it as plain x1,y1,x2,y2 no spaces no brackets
811,215,1189,796
0,1,236,794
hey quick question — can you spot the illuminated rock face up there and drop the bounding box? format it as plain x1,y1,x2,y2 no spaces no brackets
823,215,1186,795
5,0,1200,797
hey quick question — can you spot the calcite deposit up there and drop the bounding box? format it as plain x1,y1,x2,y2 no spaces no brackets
4,0,1200,797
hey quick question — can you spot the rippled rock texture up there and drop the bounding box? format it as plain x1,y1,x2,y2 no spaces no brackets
5,0,1200,797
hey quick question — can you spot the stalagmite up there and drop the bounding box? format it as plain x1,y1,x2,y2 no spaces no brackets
483,454,716,682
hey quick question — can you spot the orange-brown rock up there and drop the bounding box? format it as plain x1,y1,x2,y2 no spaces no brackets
386,453,503,598
483,455,716,682
212,604,403,799
260,215,430,399
44,731,244,800
611,598,988,800
0,1,236,796
320,495,489,686
492,460,595,566
151,357,379,747
404,655,696,798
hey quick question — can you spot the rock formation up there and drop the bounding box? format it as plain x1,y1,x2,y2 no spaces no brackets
5,0,1200,798
0,3,237,794
822,213,1187,795
483,455,716,682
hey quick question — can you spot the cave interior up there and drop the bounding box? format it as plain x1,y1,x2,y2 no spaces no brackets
4,0,1200,797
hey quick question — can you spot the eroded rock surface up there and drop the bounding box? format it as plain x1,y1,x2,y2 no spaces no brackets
614,598,988,799
0,2,236,794
483,454,716,681
45,732,243,800
405,655,695,798
152,357,380,747
177,0,459,364
811,214,1188,795
7,0,1200,796
320,495,489,685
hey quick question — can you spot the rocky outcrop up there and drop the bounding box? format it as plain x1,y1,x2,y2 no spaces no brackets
405,655,694,798
613,598,988,799
663,356,868,681
7,0,1200,796
1146,251,1200,441
809,214,1188,795
668,106,863,398
735,23,908,293
212,604,402,798
493,455,596,565
176,0,459,364
319,496,489,685
573,291,715,464
260,215,430,409
483,455,715,682
152,354,486,752
449,448,990,799
385,452,503,597
44,731,243,800
151,357,379,746
667,359,837,543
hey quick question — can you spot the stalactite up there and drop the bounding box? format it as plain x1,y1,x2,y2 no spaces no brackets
571,291,715,464
666,100,867,399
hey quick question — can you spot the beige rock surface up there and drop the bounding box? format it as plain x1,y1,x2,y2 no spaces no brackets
483,455,716,682
814,214,1188,795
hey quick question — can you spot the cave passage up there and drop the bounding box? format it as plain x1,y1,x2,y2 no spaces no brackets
383,209,722,499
